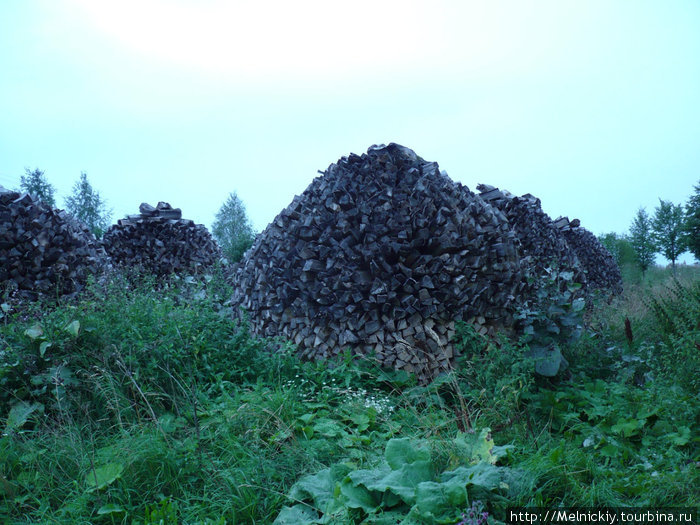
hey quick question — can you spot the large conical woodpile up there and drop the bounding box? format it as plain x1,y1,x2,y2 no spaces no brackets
102,202,222,277
0,186,107,299
476,184,586,289
231,143,523,382
553,216,623,294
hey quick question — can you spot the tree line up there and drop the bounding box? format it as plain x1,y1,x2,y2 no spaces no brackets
19,168,112,238
15,167,255,263
12,167,699,270
600,180,700,275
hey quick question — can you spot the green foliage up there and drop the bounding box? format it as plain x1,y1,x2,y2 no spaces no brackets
643,278,700,391
275,431,519,524
523,377,698,505
212,192,256,263
4,401,43,435
20,167,56,207
452,325,535,431
514,268,585,377
143,498,178,525
628,208,656,274
598,232,636,267
0,270,295,428
0,265,698,523
651,199,687,270
684,180,700,261
85,462,124,492
64,171,112,238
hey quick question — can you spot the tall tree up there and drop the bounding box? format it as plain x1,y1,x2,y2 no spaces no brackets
684,180,700,262
64,172,112,238
212,192,255,263
628,207,656,275
20,167,56,207
598,232,636,267
651,199,686,272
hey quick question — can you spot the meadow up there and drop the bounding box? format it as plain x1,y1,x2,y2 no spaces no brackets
0,264,698,524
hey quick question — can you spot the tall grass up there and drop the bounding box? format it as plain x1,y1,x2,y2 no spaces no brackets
1,265,698,523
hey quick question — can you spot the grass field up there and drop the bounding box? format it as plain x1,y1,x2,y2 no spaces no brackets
0,265,698,524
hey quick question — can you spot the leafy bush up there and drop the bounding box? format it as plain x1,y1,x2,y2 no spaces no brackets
643,278,700,391
514,268,585,377
0,269,306,430
275,430,525,524
523,378,698,505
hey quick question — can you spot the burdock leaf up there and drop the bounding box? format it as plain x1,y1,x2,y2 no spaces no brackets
24,324,43,340
85,462,124,492
64,320,80,338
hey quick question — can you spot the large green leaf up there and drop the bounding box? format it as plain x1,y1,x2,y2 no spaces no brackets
667,426,691,446
313,419,346,438
64,320,80,338
440,462,502,490
340,453,433,512
347,411,371,432
289,464,350,515
339,474,384,513
441,462,520,503
451,428,497,465
413,479,467,523
277,431,522,524
5,401,44,433
85,462,124,492
384,438,430,469
23,324,43,340
364,461,433,502
528,344,565,376
610,417,644,438
39,341,52,358
97,504,125,516
273,504,320,525
571,297,586,312
364,510,417,524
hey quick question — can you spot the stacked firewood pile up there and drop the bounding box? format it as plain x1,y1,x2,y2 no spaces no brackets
476,184,586,289
0,185,107,299
231,143,523,382
553,216,623,294
102,202,222,277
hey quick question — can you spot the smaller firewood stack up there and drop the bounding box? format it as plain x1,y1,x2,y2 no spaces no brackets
476,184,587,289
102,202,222,277
552,216,623,294
0,185,107,298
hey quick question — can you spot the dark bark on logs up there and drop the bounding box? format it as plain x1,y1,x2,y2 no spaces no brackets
0,186,107,299
476,184,587,291
231,143,523,383
102,202,221,277
553,216,623,294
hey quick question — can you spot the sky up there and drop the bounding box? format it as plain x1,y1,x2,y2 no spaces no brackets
1,0,698,264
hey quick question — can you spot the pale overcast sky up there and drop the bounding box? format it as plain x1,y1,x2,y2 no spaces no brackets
1,1,698,263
